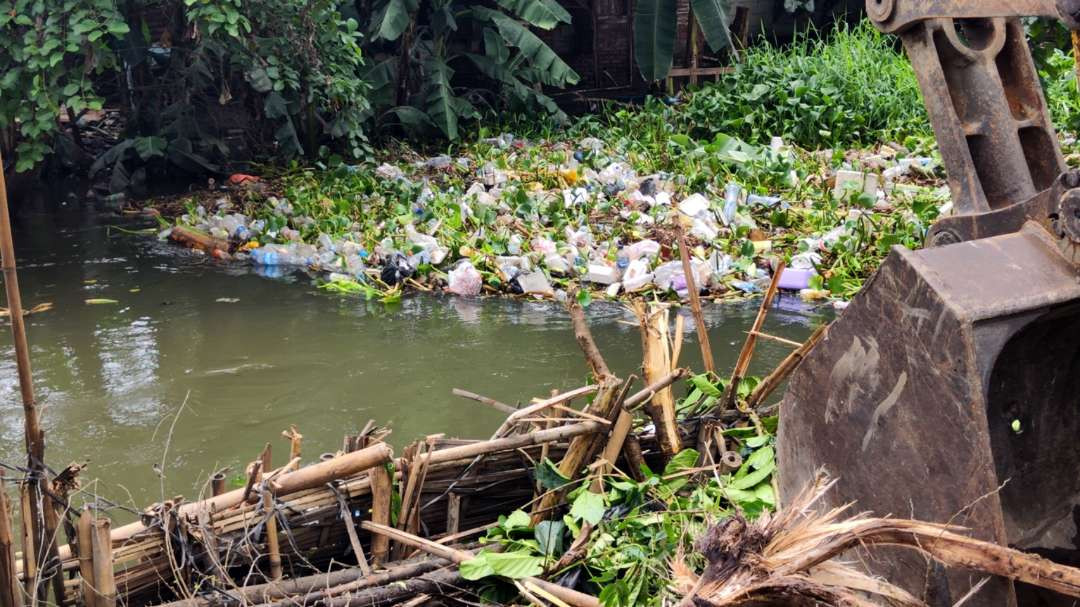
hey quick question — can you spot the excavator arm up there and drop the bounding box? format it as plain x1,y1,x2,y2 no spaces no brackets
777,3,1080,605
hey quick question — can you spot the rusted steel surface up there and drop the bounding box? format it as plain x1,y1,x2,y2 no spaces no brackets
778,2,1080,605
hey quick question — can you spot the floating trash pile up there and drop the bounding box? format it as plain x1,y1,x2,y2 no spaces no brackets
162,132,949,304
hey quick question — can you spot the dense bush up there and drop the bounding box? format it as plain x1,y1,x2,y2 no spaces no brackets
680,21,930,149
0,0,129,171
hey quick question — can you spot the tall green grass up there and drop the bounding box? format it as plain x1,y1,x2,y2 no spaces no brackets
680,21,931,149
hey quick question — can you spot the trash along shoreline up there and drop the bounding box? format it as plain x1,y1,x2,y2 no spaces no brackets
6,300,1080,607
149,129,951,308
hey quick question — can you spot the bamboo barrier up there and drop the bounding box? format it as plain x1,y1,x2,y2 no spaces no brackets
0,474,19,607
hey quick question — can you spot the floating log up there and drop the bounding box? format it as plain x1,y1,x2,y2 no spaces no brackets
168,226,228,255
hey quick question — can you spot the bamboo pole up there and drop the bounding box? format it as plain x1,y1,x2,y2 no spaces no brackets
675,225,714,374
0,148,63,606
210,473,226,498
722,261,785,410
90,518,115,607
0,473,19,607
282,426,302,462
259,445,283,581
17,485,34,601
569,303,611,379
745,324,828,411
75,510,95,607
634,302,681,460
360,523,600,607
451,389,516,415
369,463,392,566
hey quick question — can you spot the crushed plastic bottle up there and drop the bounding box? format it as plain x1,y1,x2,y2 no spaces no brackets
720,183,741,226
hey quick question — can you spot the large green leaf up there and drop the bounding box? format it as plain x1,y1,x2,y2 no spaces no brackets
633,0,677,81
568,490,605,526
371,0,417,41
459,550,545,580
477,8,580,87
496,0,571,30
690,0,733,52
424,59,475,140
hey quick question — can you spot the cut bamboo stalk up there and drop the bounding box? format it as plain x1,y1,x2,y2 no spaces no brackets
90,518,115,607
494,385,598,438
451,389,517,415
532,377,624,523
282,426,302,462
369,463,392,566
259,445,283,582
622,435,647,481
210,472,226,497
623,368,688,411
671,313,685,370
420,421,604,468
331,489,370,576
75,509,95,607
0,474,19,607
634,302,681,460
270,443,393,496
723,260,785,411
445,493,462,536
569,303,611,379
360,522,600,607
537,389,565,495
17,484,34,601
675,224,714,374
746,330,802,348
745,324,828,411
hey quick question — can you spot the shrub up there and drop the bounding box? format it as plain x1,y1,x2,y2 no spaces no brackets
680,21,930,149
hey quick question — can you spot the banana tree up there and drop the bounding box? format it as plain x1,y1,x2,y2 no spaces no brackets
365,0,579,139
633,0,733,81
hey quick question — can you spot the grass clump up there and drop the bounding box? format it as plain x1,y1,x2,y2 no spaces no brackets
680,21,930,149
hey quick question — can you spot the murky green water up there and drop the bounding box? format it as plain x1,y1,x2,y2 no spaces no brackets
0,190,829,510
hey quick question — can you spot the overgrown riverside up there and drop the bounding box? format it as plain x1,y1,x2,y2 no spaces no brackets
10,10,1080,607
152,24,962,305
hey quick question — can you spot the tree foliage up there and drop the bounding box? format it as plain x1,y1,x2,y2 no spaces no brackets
0,0,129,171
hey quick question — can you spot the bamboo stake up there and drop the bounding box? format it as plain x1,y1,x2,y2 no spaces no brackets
634,302,681,460
723,260,786,411
532,377,624,523
75,510,95,607
569,302,611,379
17,485,34,601
282,427,302,462
259,445,283,581
210,472,226,498
745,324,828,411
360,522,600,607
89,518,115,607
675,224,714,374
451,389,517,415
0,473,19,607
331,489,370,576
369,463,392,566
0,148,62,606
746,330,801,348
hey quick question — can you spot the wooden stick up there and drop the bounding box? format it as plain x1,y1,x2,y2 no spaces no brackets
746,330,802,348
671,314,685,370
491,385,598,439
452,389,517,415
0,474,19,607
17,484,34,601
369,464,392,566
316,567,461,607
622,435,647,481
360,523,600,607
569,303,612,379
723,260,786,410
746,325,828,411
282,426,302,462
675,224,714,374
537,389,565,495
623,368,689,411
532,377,624,524
75,509,96,607
331,488,370,576
90,517,115,607
259,445,283,581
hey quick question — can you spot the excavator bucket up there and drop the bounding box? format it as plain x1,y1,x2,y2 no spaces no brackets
778,3,1080,605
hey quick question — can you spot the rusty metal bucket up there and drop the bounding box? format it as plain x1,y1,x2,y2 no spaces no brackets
778,4,1080,605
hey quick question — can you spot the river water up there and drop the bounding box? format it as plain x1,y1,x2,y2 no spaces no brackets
0,191,829,509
